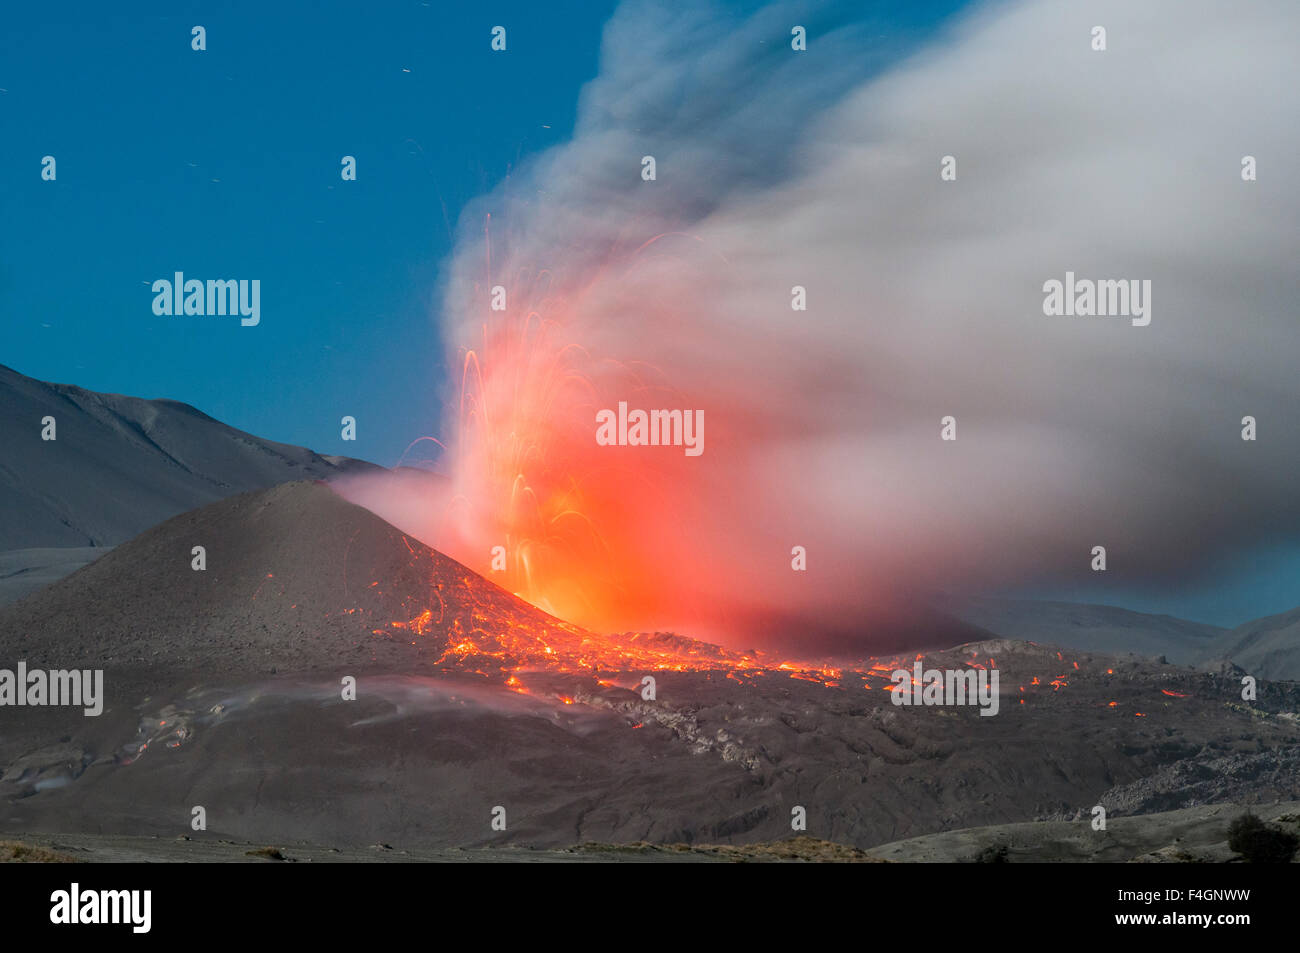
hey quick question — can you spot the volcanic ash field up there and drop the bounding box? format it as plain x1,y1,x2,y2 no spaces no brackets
1,482,1298,855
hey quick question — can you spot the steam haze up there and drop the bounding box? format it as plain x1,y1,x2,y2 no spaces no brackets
339,0,1300,649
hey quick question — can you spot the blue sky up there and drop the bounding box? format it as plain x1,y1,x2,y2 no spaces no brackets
1,1,973,472
1,1,623,468
2,1,1295,627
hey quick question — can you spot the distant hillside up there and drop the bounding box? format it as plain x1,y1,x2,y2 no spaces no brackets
0,547,107,606
940,595,1300,682
936,595,1232,665
1220,607,1300,681
0,363,379,549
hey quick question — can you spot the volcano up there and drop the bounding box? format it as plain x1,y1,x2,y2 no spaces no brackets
0,480,589,681
0,480,856,686
1,481,1298,853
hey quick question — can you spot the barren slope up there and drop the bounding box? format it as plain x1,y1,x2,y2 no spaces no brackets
0,363,378,549
0,480,578,680
1,483,1297,852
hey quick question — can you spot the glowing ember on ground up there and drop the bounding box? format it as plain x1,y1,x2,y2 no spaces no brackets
326,556,1096,714
362,593,1087,710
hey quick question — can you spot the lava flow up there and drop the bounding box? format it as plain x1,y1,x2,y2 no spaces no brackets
380,588,852,687
344,564,1090,711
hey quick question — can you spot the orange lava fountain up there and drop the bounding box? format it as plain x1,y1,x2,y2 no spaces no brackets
431,259,709,636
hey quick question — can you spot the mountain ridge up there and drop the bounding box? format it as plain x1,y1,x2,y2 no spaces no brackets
0,363,380,549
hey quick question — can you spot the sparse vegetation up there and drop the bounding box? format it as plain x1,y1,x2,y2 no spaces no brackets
244,846,287,861
0,841,79,863
974,843,1009,863
575,836,885,862
1227,812,1299,863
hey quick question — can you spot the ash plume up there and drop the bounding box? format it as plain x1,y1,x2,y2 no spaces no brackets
340,0,1300,650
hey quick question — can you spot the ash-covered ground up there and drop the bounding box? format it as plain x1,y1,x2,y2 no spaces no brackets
1,482,1297,856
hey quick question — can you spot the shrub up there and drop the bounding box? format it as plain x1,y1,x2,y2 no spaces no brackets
974,843,1009,863
1227,813,1299,863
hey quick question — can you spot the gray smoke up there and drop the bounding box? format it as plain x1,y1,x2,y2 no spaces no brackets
423,0,1300,639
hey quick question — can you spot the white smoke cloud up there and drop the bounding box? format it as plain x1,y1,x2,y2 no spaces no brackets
353,0,1300,647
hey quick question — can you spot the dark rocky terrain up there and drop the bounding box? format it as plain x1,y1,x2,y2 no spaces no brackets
865,801,1300,863
1,482,1297,856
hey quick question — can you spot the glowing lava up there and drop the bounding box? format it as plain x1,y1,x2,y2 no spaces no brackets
423,263,721,636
